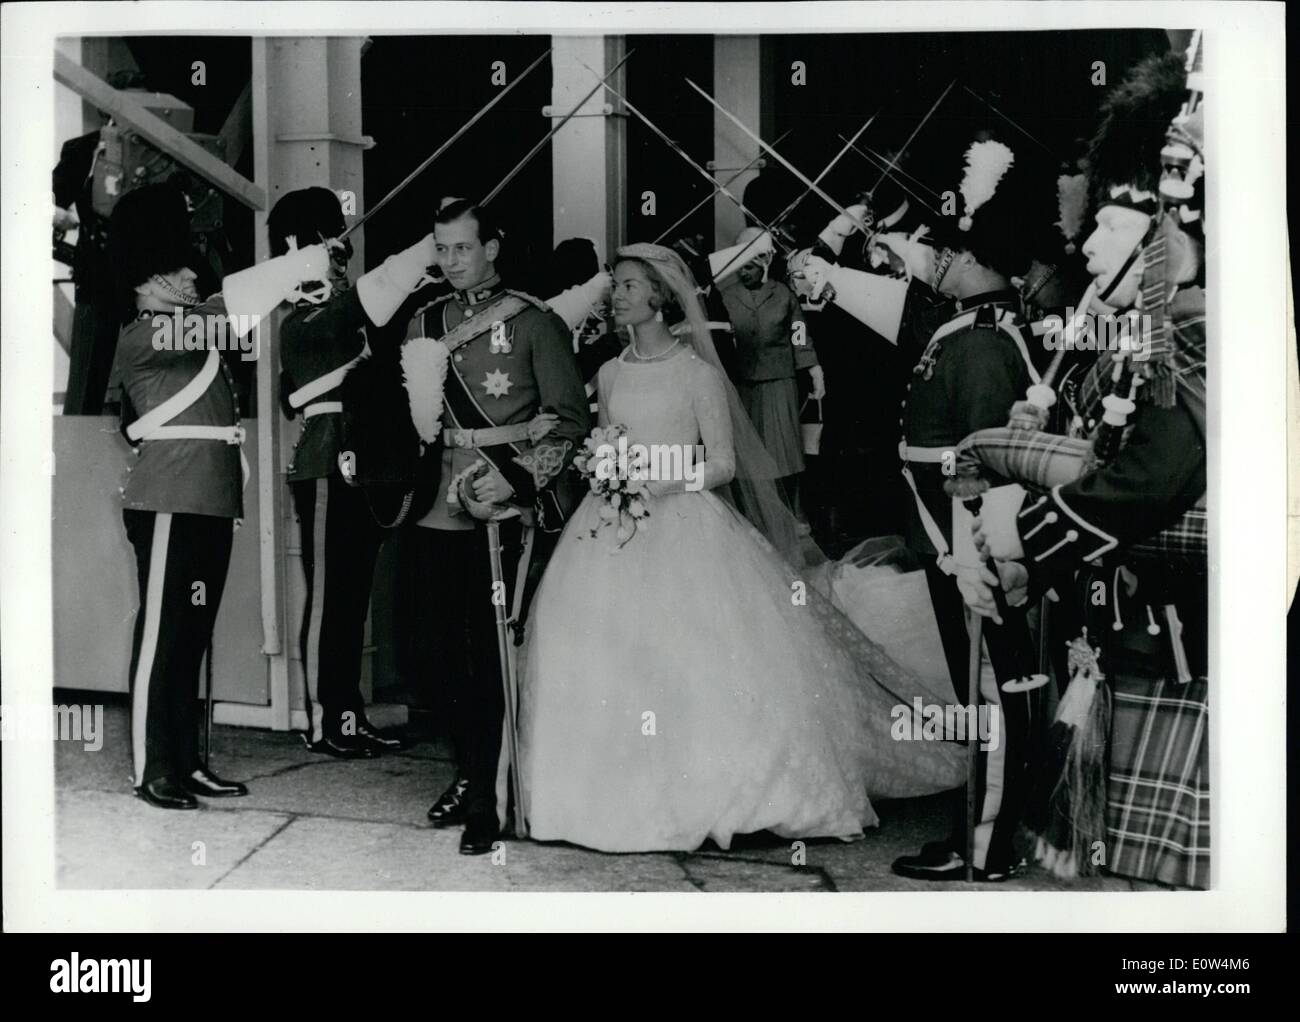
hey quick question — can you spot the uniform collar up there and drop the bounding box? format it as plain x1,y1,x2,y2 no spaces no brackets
949,288,1019,316
455,273,503,307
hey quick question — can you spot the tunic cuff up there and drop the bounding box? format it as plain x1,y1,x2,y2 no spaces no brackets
1018,485,1119,569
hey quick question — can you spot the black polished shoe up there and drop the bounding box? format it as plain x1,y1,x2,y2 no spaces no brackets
459,813,500,856
304,733,377,759
355,721,404,754
135,776,199,811
182,766,249,798
891,845,1014,883
426,777,470,827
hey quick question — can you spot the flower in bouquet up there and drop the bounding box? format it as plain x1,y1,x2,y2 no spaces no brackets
571,423,651,548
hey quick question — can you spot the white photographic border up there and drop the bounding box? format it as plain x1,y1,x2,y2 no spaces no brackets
1,0,1288,932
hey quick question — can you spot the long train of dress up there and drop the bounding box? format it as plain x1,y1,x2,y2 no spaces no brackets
519,348,962,852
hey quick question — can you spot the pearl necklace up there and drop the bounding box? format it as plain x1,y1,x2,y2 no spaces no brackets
628,326,681,363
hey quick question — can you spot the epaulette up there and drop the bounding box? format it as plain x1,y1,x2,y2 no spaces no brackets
504,288,550,312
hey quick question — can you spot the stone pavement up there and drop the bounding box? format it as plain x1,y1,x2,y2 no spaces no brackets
55,701,1149,893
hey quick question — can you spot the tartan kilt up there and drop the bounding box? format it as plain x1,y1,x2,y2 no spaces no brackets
1105,671,1210,889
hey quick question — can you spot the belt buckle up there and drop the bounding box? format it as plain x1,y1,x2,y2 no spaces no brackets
898,439,908,461
229,425,247,446
455,430,473,449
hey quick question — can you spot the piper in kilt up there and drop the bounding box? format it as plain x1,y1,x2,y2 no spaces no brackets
397,199,589,855
965,48,1209,888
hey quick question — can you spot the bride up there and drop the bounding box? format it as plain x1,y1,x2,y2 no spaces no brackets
518,243,960,853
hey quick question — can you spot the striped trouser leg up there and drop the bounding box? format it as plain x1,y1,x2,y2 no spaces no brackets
292,479,329,744
124,510,232,787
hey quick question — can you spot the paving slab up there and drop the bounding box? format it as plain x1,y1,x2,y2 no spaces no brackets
216,816,695,892
57,789,292,889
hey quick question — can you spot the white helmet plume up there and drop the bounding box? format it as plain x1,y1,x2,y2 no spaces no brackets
957,140,1015,232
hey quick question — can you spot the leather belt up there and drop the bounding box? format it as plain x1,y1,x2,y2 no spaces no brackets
304,401,343,418
442,422,533,449
898,441,951,464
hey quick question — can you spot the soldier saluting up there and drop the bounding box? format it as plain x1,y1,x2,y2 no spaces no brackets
272,187,438,758
397,199,589,855
110,182,333,809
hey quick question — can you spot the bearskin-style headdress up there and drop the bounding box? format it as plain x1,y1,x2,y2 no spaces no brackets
108,181,194,319
267,186,347,258
1083,51,1188,217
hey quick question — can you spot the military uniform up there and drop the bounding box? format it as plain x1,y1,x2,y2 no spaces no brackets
400,273,589,829
114,295,246,790
280,286,387,747
1013,287,1208,887
898,289,1041,876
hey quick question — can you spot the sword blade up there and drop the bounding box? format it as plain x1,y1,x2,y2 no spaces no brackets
840,137,944,218
591,69,786,252
651,129,792,245
961,84,1060,159
685,77,867,234
868,78,956,197
482,49,636,207
342,46,553,239
708,112,878,285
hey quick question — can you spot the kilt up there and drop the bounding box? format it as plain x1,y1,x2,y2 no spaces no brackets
737,376,805,476
1105,672,1210,889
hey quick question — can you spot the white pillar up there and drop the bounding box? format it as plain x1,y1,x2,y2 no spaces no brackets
711,36,766,249
550,36,626,261
248,36,369,729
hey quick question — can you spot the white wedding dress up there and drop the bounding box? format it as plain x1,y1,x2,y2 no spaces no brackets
519,346,962,852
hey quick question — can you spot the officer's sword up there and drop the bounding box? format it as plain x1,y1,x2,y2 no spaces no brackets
486,511,529,838
481,50,636,207
685,78,869,236
341,47,554,240
709,111,878,285
651,131,792,245
584,67,788,251
866,79,956,198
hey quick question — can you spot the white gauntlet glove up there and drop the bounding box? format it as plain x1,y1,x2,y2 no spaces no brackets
221,241,331,336
357,233,438,326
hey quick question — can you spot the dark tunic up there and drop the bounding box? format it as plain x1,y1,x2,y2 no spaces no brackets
280,287,369,483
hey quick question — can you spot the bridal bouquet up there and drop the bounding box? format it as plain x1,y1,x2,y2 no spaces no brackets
571,424,651,548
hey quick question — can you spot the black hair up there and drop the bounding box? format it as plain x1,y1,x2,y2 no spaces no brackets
433,198,502,246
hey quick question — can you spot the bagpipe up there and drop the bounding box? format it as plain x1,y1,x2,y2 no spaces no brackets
944,34,1206,879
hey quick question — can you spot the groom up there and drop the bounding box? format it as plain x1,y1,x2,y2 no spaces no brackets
399,199,588,854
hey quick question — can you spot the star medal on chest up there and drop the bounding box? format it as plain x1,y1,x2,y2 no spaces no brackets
482,368,513,399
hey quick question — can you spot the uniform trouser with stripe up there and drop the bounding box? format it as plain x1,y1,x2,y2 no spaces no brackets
123,509,233,787
925,562,1037,873
404,520,533,828
290,474,385,744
